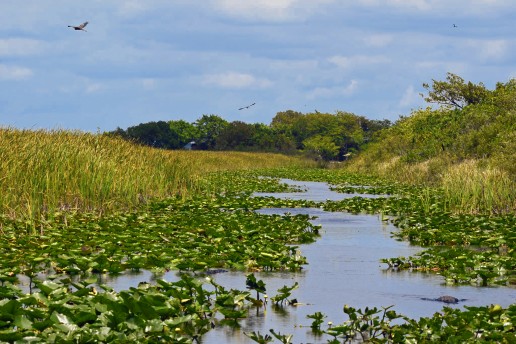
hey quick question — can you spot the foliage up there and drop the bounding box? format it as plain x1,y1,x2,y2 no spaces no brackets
253,167,516,287
346,76,516,214
125,120,178,149
169,119,199,148
0,178,320,283
270,282,299,305
216,121,257,150
194,114,229,150
307,311,326,331
110,109,391,160
245,273,267,300
0,129,312,222
302,135,340,161
421,72,488,109
0,166,515,341
0,274,258,343
316,303,516,343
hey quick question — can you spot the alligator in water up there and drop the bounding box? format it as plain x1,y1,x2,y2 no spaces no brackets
421,295,466,304
205,269,228,275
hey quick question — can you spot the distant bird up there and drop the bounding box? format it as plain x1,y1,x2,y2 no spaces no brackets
453,24,458,28
68,21,89,32
238,102,256,110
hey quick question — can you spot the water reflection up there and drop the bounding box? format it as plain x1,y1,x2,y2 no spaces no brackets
254,178,390,201
19,178,515,343
202,179,516,343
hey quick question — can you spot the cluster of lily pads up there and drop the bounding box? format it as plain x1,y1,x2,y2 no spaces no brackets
0,182,319,282
0,272,304,343
1,167,515,342
252,168,515,287
272,302,516,343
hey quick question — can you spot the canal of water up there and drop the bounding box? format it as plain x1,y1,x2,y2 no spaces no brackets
200,179,516,343
21,178,514,343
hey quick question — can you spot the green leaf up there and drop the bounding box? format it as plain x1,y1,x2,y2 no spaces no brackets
14,315,33,330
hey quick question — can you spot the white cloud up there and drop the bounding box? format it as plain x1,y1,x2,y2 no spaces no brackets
415,61,468,76
357,0,431,11
0,64,33,80
328,55,390,69
116,1,149,17
86,83,103,94
355,0,515,15
399,85,420,107
202,72,272,88
213,0,335,21
142,78,156,90
467,39,508,60
308,79,358,99
0,38,44,56
363,34,394,47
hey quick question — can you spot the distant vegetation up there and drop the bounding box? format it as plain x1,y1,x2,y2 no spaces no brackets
109,111,391,161
1,73,513,221
346,74,516,214
108,73,515,214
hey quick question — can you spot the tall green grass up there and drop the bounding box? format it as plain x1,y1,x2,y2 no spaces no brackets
441,160,516,214
0,128,310,223
345,152,516,214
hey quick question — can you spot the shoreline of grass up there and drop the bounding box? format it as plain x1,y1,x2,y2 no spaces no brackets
343,154,516,215
0,128,313,223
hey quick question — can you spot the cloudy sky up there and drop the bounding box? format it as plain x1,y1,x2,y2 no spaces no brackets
1,1,515,132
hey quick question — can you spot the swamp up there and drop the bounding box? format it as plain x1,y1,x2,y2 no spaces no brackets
1,167,515,343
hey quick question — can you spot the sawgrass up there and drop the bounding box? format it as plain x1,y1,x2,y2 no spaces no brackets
441,160,516,214
0,128,310,222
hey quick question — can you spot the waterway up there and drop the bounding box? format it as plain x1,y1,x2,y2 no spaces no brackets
201,179,516,343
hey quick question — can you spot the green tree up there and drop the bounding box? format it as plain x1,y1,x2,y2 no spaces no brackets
126,121,176,149
270,110,303,149
215,121,255,150
421,72,489,109
107,127,129,139
194,115,229,150
271,110,303,129
251,123,276,151
169,120,199,148
302,135,340,161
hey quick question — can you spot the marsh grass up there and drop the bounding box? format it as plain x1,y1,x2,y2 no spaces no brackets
0,128,309,223
345,151,516,215
441,160,516,214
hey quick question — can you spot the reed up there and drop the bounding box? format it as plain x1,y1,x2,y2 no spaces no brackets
0,128,309,222
345,154,515,214
441,160,516,214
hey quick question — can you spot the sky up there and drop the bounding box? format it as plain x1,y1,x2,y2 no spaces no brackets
1,1,515,132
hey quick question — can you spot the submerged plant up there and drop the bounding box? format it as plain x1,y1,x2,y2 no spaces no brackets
270,282,299,305
307,311,326,331
245,273,266,301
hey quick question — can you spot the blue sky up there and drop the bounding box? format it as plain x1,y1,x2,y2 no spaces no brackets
1,1,515,132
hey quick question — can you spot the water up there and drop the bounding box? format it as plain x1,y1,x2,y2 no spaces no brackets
19,178,515,343
254,178,390,201
201,179,516,343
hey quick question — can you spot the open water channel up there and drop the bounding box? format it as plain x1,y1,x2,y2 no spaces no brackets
24,179,514,343
202,179,516,343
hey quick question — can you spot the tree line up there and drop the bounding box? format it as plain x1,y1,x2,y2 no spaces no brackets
110,73,505,161
108,111,392,161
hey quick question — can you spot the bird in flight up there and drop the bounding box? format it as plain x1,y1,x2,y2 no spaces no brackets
68,21,89,32
238,102,256,110
453,24,458,28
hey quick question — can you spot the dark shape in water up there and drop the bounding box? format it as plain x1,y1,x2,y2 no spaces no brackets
205,269,228,275
421,295,466,304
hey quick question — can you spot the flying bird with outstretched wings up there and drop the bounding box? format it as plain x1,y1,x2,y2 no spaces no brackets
238,102,256,110
68,21,89,32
